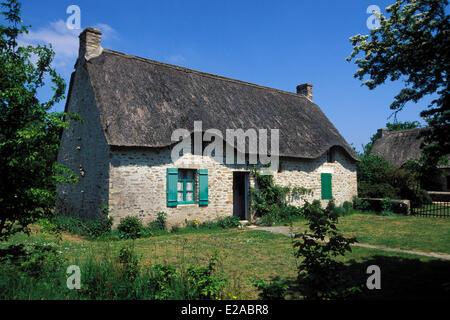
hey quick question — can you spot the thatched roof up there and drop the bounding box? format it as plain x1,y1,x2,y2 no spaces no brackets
82,48,358,161
371,127,429,167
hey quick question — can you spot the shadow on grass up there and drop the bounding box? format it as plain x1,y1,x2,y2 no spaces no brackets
282,255,450,300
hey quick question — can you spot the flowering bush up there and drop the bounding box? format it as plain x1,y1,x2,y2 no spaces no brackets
185,218,200,229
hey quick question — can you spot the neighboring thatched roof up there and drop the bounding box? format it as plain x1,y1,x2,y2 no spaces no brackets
371,127,429,167
82,48,359,161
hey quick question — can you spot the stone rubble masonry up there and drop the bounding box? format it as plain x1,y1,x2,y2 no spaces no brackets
108,148,356,228
78,27,103,60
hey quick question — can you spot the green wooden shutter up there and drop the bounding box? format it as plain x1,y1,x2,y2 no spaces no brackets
321,173,332,200
167,168,178,207
198,169,209,206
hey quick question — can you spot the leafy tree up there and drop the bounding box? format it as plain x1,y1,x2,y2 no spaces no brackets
348,0,450,165
357,154,394,187
0,0,78,240
357,153,431,206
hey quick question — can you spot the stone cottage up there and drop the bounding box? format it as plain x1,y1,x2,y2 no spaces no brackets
56,27,359,227
371,127,450,192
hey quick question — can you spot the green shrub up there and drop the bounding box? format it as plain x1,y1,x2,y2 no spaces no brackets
250,167,290,218
182,216,241,231
333,206,347,217
38,218,61,238
148,212,167,231
294,200,361,300
54,215,85,235
279,205,304,220
198,221,221,230
381,197,392,212
54,215,113,239
250,167,307,226
100,204,109,215
379,197,397,216
0,244,69,299
118,245,140,280
85,216,114,239
149,263,179,300
357,153,432,207
352,196,370,211
186,265,228,299
342,201,354,215
216,216,241,229
138,227,154,238
0,244,65,280
358,181,397,199
185,252,228,299
260,210,276,226
21,245,65,279
251,277,289,300
118,217,143,240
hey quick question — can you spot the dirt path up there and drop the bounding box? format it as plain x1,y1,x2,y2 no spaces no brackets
248,225,450,261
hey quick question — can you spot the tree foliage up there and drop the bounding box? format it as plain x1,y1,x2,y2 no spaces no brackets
385,120,422,132
357,153,432,206
0,0,78,240
348,0,450,163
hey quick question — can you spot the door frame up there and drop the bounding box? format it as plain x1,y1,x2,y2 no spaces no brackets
232,171,250,220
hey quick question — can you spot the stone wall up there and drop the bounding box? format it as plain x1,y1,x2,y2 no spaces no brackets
274,149,357,208
56,63,110,219
108,147,357,228
108,148,245,227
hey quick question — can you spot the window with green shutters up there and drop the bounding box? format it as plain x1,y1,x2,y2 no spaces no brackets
198,169,209,206
166,168,209,207
321,173,332,200
177,169,196,204
166,168,178,207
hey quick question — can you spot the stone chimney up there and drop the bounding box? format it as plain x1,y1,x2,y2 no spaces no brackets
79,27,103,60
296,83,313,101
377,128,388,139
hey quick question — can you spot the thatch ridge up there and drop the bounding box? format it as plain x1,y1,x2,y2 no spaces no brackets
101,49,312,101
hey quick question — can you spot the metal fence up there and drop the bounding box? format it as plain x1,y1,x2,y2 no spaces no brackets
412,201,450,217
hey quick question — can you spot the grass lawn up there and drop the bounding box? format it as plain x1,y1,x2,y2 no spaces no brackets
2,213,450,300
292,212,450,254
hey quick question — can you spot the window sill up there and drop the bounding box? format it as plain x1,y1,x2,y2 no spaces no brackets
177,203,197,207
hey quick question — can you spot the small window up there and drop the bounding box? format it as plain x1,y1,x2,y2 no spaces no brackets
177,169,196,204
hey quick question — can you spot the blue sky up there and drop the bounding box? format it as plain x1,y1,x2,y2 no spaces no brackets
13,0,436,152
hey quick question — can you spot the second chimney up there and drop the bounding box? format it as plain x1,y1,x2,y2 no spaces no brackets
377,128,388,139
296,83,313,101
79,27,103,61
